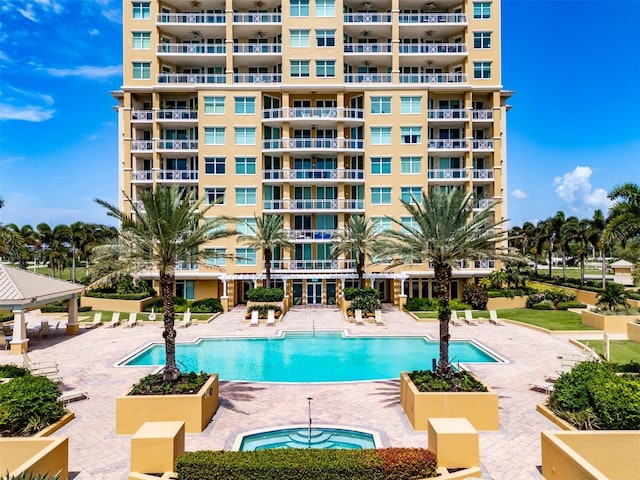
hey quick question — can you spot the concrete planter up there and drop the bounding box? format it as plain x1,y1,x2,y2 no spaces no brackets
628,321,640,343
80,296,156,313
581,311,638,334
0,437,68,479
486,295,528,310
116,374,219,434
400,372,499,431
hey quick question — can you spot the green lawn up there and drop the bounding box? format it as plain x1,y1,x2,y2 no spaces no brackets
579,340,640,364
412,308,596,330
549,268,603,279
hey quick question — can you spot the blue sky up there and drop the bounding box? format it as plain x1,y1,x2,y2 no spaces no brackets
0,0,638,228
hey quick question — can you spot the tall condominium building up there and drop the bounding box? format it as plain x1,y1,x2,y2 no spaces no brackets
113,0,510,309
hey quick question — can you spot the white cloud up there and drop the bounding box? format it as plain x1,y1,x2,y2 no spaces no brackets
0,104,54,122
89,28,100,36
511,189,527,199
18,5,37,21
553,166,613,215
44,64,122,79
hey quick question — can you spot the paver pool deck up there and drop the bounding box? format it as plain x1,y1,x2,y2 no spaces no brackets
0,306,597,479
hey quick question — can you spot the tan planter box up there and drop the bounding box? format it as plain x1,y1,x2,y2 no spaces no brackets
628,321,640,342
581,311,637,334
575,290,598,306
400,372,499,431
80,296,156,314
486,295,528,310
0,437,68,479
130,421,185,474
116,374,219,434
428,417,479,469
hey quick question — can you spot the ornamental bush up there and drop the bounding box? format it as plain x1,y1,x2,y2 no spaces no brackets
409,370,488,393
343,287,378,301
246,287,284,302
0,364,30,378
190,297,223,313
129,372,210,396
556,301,587,310
462,284,488,310
405,297,438,311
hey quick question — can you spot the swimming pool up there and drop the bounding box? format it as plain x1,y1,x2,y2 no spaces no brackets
120,331,502,382
238,427,377,450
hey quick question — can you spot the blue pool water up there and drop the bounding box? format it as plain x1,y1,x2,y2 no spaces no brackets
239,428,376,450
121,332,499,382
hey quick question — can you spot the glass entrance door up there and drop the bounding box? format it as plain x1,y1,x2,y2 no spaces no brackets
306,282,322,305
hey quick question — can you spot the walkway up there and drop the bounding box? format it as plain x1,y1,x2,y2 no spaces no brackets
0,306,587,479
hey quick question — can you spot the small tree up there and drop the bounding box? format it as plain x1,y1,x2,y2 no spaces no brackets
331,215,378,288
596,283,629,311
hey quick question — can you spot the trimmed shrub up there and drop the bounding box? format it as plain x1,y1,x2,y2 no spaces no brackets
176,448,437,480
0,364,30,378
531,300,554,310
246,287,284,302
409,370,488,393
86,291,152,300
246,305,282,319
405,297,438,312
462,284,488,310
556,301,587,310
449,299,472,311
190,297,223,313
343,287,378,301
350,295,381,315
144,296,188,313
129,372,210,396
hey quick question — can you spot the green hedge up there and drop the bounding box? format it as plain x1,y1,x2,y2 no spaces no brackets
246,287,284,302
409,370,488,393
486,288,532,298
556,301,587,310
85,291,153,300
405,297,438,312
190,298,223,313
0,365,30,378
343,287,378,301
176,448,437,480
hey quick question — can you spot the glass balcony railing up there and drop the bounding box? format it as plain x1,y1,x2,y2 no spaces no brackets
344,43,392,54
131,110,153,121
130,140,153,151
472,139,494,150
156,140,198,150
271,259,356,270
398,13,467,24
399,43,467,54
262,107,364,121
131,170,153,182
233,12,281,23
428,109,468,120
343,13,392,23
472,109,494,121
285,229,343,241
473,169,494,180
233,43,282,54
157,44,226,55
263,169,365,181
157,170,198,181
156,13,225,25
263,199,364,211
427,169,468,180
428,139,468,149
399,73,467,84
263,139,364,150
157,74,226,84
156,109,198,121
233,73,282,84
344,73,392,83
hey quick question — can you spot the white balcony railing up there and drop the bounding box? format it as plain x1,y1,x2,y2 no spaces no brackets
428,139,468,149
157,170,199,181
399,43,467,54
398,13,467,24
285,229,343,241
156,109,198,121
427,109,468,120
474,259,495,269
175,261,200,271
344,13,392,23
344,73,392,83
262,107,364,121
233,73,282,84
473,169,494,180
263,199,365,211
400,73,467,84
427,169,468,180
263,169,365,181
271,259,357,270
233,43,282,54
131,110,153,121
156,140,198,150
157,43,226,55
472,139,494,150
158,74,226,84
344,43,392,54
472,109,494,121
233,12,281,23
131,140,153,151
474,199,496,210
263,138,364,150
131,170,153,182
157,13,225,25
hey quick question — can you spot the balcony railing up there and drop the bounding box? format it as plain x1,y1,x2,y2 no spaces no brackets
131,170,153,182
472,109,494,121
400,73,467,84
271,259,356,270
344,43,392,54
285,229,343,241
428,139,468,149
233,73,281,84
157,43,226,55
263,138,364,150
156,109,198,121
233,12,281,23
233,43,282,54
474,259,495,269
474,199,496,210
473,169,494,180
427,109,468,120
427,169,468,180
398,13,467,24
263,169,365,181
131,110,153,121
344,73,392,83
157,170,199,181
263,199,364,211
156,140,198,150
399,43,467,54
157,13,225,25
131,140,153,151
158,74,226,84
472,139,494,150
175,261,200,271
262,107,364,121
343,13,392,23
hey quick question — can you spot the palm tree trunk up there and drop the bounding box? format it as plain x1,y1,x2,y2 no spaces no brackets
548,245,552,278
160,271,179,382
562,250,567,282
72,249,77,283
601,249,606,288
264,248,272,289
434,262,453,379
356,255,364,288
580,257,585,286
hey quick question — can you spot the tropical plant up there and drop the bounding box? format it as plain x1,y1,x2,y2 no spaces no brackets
236,214,291,288
374,188,510,378
587,209,607,288
93,185,234,382
331,215,378,288
596,282,629,311
605,182,640,243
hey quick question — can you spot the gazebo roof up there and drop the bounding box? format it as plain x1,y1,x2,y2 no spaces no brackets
0,265,84,310
610,259,634,268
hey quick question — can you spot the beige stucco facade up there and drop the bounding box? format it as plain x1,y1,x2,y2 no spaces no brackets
114,0,509,308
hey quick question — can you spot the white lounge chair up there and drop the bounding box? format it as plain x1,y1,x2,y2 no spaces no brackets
529,382,554,394
489,310,505,326
177,309,191,328
59,389,89,405
249,309,259,327
464,310,478,326
125,313,138,328
23,353,62,383
266,309,276,326
374,309,384,325
0,333,12,350
108,312,120,328
450,310,463,326
85,312,103,329
354,309,364,325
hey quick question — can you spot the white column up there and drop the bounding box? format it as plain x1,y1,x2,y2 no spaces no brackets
10,309,28,354
66,296,79,334
222,279,228,297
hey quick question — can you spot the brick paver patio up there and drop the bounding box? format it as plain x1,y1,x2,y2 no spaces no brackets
1,306,592,479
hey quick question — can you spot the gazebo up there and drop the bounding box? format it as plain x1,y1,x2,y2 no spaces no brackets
0,265,85,354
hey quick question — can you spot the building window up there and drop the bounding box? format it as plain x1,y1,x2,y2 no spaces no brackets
290,29,310,47
132,62,151,79
204,156,225,175
316,60,335,77
235,127,256,145
236,248,257,265
371,187,392,205
204,97,224,114
237,217,257,235
474,31,491,49
132,32,151,49
235,157,256,175
204,127,225,144
473,2,491,19
400,96,421,114
234,97,255,114
291,60,310,77
401,156,421,174
473,61,492,79
316,29,335,47
371,157,391,175
370,127,391,145
401,216,419,231
175,280,195,300
132,2,150,19
290,0,310,17
401,126,422,144
370,96,391,114
205,187,226,205
315,0,335,17
236,187,257,205
371,217,392,233
401,187,422,204
205,248,226,266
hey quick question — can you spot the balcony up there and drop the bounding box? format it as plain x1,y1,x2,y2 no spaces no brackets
473,259,496,269
399,43,467,64
263,199,365,213
343,13,392,24
130,170,153,183
156,139,198,152
398,12,467,25
271,259,356,271
344,43,392,62
156,13,226,37
427,109,468,123
233,12,281,24
157,73,226,84
344,73,392,84
157,43,225,58
233,43,282,66
472,109,494,122
131,110,153,122
262,107,364,126
233,12,281,38
427,169,468,182
233,73,281,84
472,139,494,151
263,138,364,153
285,229,343,242
399,73,467,84
473,169,494,183
428,139,468,152
130,140,153,152
175,261,200,271
156,109,198,126
263,169,365,183
473,199,496,211
156,170,198,183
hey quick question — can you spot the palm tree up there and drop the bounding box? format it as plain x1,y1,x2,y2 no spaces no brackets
374,189,510,378
94,185,234,382
587,209,607,287
331,215,378,288
68,222,88,283
605,182,640,243
596,283,629,311
564,217,591,285
236,214,291,288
